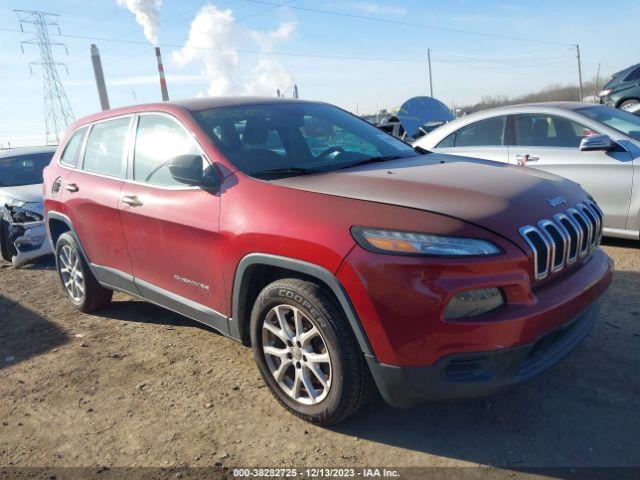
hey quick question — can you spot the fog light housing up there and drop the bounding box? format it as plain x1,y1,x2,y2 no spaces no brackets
444,288,505,319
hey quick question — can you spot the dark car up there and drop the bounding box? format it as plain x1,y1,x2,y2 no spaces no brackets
44,98,612,424
599,63,640,111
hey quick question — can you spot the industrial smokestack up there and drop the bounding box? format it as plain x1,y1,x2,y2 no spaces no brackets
90,44,110,110
155,46,169,101
293,84,299,99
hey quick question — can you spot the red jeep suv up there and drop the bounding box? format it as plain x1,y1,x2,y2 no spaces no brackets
44,98,613,424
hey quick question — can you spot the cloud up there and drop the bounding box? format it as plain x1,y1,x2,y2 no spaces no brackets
117,0,162,44
249,20,297,51
172,4,239,96
243,59,294,96
325,2,407,16
452,14,488,23
172,3,296,97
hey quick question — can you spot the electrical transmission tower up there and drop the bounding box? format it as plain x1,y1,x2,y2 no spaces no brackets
15,10,74,145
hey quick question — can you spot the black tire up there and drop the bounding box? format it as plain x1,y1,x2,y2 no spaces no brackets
55,232,112,312
619,99,639,111
0,219,16,262
250,278,374,425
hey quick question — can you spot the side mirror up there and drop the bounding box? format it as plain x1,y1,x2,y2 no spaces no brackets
580,134,614,152
168,154,220,189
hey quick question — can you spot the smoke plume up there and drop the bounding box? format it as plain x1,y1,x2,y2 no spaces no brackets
117,0,162,44
172,3,296,97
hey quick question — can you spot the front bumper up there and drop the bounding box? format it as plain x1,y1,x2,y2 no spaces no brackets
6,222,53,267
367,301,600,408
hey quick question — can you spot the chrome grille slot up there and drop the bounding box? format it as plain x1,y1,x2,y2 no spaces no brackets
554,214,578,264
520,226,550,280
568,208,590,256
579,204,598,249
585,200,603,242
520,200,602,281
540,220,565,271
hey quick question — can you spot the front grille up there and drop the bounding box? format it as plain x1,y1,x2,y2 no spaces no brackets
519,200,603,280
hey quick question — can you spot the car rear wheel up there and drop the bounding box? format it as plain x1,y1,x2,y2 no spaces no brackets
250,278,374,425
55,232,112,312
619,99,639,111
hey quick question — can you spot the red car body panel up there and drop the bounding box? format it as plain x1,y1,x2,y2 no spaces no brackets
118,183,225,312
338,246,612,366
59,171,132,276
43,98,613,402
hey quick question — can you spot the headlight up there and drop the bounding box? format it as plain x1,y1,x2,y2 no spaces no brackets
444,288,505,319
2,203,43,224
351,227,501,256
5,198,25,208
598,89,612,97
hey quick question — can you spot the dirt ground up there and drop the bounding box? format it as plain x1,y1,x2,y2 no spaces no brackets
1,239,639,477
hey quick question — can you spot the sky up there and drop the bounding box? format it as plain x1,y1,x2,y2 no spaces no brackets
0,0,638,147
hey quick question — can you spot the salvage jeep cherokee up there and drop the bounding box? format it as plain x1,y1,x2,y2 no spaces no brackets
43,98,613,424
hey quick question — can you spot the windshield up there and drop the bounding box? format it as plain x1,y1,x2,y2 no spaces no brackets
193,102,419,177
577,106,640,141
0,152,53,187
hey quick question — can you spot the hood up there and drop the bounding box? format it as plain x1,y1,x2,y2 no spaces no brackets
271,154,590,250
0,184,44,205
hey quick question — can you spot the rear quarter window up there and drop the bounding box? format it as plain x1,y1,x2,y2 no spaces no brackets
436,133,455,148
59,127,87,167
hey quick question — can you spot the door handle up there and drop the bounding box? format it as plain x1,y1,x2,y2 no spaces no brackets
64,182,79,193
515,154,540,165
121,195,143,207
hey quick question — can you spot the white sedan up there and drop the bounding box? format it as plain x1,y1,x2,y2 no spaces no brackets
414,102,640,241
0,146,55,266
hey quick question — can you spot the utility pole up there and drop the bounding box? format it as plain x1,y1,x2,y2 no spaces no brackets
15,10,74,145
427,48,433,97
575,44,583,101
90,44,110,110
593,62,601,102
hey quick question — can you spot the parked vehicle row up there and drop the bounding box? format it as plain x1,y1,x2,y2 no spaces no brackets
42,97,612,424
0,146,55,266
414,102,640,241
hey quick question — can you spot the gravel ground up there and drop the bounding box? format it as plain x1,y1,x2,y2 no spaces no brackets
0,240,638,477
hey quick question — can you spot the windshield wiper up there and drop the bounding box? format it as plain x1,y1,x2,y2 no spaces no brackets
251,166,324,178
334,155,405,171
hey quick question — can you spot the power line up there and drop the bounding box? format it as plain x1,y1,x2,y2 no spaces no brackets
0,26,574,67
237,0,573,46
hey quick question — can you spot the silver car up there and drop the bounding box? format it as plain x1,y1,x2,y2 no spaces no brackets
414,102,640,240
0,146,56,266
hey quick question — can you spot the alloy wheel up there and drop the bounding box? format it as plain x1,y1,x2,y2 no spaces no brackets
58,245,85,302
261,304,332,405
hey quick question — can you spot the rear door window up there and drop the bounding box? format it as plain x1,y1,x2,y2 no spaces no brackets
60,127,86,167
82,117,131,178
512,114,597,148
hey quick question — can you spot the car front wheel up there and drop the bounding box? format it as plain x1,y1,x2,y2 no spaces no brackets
250,278,374,425
619,99,639,111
